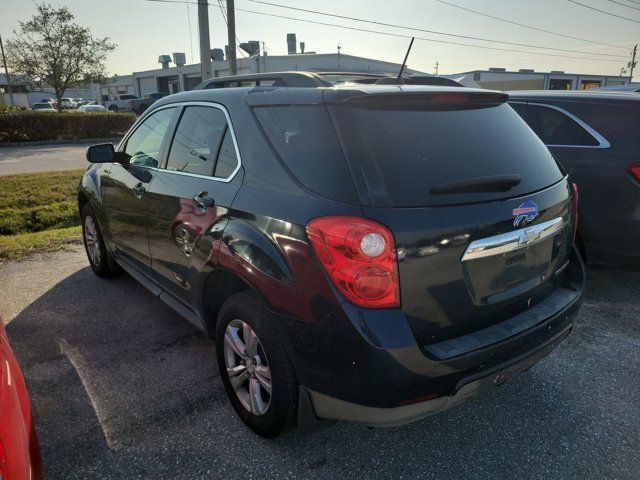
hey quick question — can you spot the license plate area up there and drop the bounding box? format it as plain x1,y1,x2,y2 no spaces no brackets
461,218,565,305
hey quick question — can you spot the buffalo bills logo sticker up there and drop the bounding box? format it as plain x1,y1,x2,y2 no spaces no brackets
513,200,538,227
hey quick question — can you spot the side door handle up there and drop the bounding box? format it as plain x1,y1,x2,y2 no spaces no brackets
193,191,215,209
132,182,146,199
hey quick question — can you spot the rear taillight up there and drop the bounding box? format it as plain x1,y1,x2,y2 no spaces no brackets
306,216,400,308
0,439,7,480
628,164,640,182
571,182,579,245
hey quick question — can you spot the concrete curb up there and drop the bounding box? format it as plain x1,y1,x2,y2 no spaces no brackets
0,137,122,148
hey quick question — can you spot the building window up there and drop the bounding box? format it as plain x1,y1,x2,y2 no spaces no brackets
549,79,572,90
185,76,202,91
580,80,601,90
473,72,481,81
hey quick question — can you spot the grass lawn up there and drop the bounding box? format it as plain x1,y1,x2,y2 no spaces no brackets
0,226,82,262
0,169,85,262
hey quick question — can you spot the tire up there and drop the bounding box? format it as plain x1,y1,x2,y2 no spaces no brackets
81,203,120,277
137,104,149,115
216,291,298,438
108,105,118,112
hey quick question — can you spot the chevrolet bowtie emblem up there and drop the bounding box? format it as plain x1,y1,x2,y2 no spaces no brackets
519,228,542,245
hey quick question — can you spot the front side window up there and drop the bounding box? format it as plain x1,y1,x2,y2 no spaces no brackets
526,104,599,147
166,105,239,178
123,107,175,167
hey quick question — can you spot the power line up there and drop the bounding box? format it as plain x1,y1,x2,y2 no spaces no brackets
434,0,631,49
186,3,195,63
142,0,247,58
234,7,627,63
567,0,640,23
143,0,201,4
606,0,640,11
249,0,628,58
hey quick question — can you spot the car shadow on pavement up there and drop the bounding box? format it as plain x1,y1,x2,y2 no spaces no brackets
6,267,640,479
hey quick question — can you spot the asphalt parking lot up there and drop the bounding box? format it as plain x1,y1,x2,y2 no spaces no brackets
1,247,639,479
0,142,114,176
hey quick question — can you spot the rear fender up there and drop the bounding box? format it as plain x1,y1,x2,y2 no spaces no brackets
216,216,341,322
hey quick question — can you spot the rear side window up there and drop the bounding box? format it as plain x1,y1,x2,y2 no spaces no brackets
166,106,239,178
254,106,358,204
525,104,599,147
331,102,563,207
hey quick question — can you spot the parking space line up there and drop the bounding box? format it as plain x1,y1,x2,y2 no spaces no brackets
59,338,119,450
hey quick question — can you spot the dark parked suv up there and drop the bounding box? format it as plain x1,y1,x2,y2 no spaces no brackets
508,91,640,266
79,73,584,437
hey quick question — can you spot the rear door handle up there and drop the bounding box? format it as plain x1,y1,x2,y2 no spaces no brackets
193,191,215,209
132,182,146,198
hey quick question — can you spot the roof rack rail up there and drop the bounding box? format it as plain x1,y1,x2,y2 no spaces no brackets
196,72,332,90
195,71,462,90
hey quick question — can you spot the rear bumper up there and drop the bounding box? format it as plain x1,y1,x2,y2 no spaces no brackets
286,246,584,424
305,321,571,426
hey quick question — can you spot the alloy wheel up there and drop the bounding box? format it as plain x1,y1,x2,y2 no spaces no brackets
84,215,101,266
223,319,272,416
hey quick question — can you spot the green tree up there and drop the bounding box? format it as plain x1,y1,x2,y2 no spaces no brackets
5,3,115,111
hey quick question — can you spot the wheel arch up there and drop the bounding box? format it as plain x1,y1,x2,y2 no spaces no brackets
201,267,258,337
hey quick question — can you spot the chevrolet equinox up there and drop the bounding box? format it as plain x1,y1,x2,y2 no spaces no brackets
79,72,584,438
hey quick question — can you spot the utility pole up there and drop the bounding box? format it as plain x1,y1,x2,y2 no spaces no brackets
629,44,637,82
434,61,439,75
198,0,212,80
0,34,15,106
226,0,237,76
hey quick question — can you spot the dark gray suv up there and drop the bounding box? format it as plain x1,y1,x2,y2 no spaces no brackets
79,73,584,437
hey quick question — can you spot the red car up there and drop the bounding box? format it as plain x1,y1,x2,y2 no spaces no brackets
0,316,43,480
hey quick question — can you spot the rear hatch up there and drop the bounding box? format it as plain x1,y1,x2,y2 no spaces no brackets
254,87,575,346
327,88,573,345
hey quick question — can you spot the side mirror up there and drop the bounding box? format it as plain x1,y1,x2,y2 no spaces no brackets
86,143,116,163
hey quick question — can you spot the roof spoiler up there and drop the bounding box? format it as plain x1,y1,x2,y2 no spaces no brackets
343,91,508,108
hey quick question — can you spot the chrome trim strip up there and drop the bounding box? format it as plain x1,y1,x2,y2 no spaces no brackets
461,217,565,262
117,101,243,184
509,101,610,149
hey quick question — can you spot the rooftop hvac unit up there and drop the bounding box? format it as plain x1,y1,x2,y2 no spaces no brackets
488,67,506,72
287,33,297,55
211,48,224,61
519,69,535,73
173,52,186,67
158,55,172,69
240,41,260,56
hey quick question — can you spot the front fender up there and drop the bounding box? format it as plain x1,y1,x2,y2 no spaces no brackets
78,164,112,241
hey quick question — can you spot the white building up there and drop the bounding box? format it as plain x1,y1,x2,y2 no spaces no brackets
447,68,631,91
89,75,135,103
126,51,422,98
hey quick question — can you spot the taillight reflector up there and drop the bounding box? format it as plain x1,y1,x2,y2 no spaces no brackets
306,216,400,308
628,164,640,181
571,182,579,245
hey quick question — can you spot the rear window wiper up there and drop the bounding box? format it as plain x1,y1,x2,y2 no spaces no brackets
430,174,522,195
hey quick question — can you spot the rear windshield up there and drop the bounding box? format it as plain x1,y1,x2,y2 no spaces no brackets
255,102,563,207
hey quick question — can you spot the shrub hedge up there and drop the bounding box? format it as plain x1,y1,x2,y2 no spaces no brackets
0,105,27,113
0,110,136,143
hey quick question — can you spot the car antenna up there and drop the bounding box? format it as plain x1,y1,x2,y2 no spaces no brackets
397,37,415,80
375,37,414,85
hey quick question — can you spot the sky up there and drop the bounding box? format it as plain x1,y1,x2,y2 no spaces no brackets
1,0,638,77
